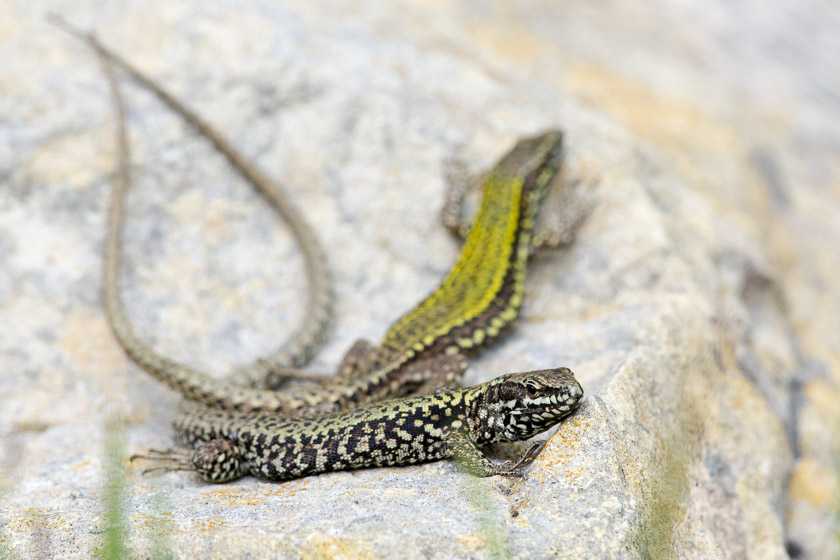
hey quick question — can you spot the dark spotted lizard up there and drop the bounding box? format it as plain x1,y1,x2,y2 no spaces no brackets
156,367,582,482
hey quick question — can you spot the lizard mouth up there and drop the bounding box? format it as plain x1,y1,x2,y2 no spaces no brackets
529,390,581,410
500,386,583,413
515,403,578,419
511,395,581,420
522,382,584,418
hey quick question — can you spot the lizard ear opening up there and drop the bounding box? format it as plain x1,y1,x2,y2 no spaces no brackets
498,382,520,402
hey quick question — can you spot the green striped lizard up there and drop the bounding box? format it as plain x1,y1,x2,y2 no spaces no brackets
59,20,582,422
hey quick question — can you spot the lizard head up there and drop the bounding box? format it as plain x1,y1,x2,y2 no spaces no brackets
470,367,583,444
494,129,564,212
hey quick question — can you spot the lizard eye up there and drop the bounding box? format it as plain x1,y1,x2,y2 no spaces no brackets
525,384,539,397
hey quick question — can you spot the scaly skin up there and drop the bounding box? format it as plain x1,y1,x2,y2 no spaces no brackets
258,130,568,414
160,367,583,482
260,130,568,411
55,18,572,417
368,131,564,367
127,129,563,416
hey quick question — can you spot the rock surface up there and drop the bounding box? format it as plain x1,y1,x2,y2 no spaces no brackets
1,0,838,558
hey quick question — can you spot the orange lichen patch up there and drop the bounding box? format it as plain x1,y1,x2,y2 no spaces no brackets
271,477,311,497
194,516,225,531
530,420,588,484
7,507,70,533
10,508,46,530
131,510,174,531
131,511,152,529
201,488,269,507
201,478,313,506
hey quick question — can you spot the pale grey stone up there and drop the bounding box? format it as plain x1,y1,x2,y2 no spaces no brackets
1,1,838,559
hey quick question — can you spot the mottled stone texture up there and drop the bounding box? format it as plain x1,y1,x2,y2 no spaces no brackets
1,1,838,558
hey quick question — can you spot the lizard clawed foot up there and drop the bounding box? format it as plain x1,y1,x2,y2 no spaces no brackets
130,447,195,475
492,440,548,478
131,440,250,483
511,439,547,468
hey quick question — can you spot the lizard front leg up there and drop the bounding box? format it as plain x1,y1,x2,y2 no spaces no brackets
446,430,544,478
132,440,250,483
